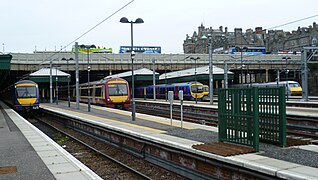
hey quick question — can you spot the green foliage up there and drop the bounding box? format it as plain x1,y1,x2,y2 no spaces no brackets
56,132,69,145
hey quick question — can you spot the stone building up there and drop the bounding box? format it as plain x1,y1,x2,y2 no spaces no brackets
183,22,318,54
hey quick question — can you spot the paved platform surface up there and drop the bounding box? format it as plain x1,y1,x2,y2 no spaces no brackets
0,101,102,180
41,101,318,179
137,98,318,117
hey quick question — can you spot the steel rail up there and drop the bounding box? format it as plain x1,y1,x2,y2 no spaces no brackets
31,115,152,180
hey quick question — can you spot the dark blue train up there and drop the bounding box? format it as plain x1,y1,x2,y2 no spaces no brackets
1,80,40,112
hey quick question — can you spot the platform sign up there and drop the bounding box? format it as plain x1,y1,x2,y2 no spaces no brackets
178,90,183,100
168,91,174,103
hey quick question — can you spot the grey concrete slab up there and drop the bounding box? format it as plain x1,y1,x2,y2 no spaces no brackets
0,101,101,180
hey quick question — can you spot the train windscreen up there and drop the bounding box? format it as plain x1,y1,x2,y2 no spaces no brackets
191,85,203,93
108,84,128,96
16,86,37,98
203,86,209,92
289,82,301,87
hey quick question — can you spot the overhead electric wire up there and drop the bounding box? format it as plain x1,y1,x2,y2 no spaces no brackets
227,14,318,63
37,0,134,66
268,14,318,30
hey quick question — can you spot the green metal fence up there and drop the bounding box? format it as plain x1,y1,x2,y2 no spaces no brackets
258,87,286,147
218,87,286,151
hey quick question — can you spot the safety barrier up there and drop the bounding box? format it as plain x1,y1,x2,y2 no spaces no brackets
218,87,286,151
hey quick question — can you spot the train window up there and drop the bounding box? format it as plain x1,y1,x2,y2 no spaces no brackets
81,89,88,96
108,84,128,96
16,86,37,98
90,87,93,96
289,83,300,87
95,88,102,97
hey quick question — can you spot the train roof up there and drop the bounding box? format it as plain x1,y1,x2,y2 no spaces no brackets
159,65,233,80
15,80,37,85
171,81,203,86
81,77,127,86
265,81,299,85
141,81,203,88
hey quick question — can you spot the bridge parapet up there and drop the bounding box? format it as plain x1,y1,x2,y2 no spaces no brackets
10,52,302,71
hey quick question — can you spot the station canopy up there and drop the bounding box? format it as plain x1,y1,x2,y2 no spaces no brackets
105,68,159,82
28,68,70,83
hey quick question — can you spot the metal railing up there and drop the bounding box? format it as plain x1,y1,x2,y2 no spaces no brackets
218,87,286,151
10,52,302,65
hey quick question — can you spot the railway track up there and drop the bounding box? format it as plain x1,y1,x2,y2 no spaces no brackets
27,114,186,180
135,101,318,143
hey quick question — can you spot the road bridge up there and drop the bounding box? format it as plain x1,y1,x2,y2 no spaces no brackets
11,52,302,71
9,52,303,83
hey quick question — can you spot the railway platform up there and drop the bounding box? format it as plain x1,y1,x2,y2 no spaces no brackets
0,101,102,180
40,101,318,179
136,98,318,117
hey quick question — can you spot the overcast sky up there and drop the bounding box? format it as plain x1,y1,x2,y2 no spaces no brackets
1,0,317,54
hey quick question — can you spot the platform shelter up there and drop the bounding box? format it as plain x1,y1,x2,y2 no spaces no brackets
28,68,70,102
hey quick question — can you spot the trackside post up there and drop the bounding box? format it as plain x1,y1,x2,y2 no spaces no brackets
168,91,174,126
178,90,184,128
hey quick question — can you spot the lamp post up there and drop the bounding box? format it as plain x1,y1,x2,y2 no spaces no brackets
62,57,74,107
120,17,144,121
236,46,247,83
224,61,228,89
55,67,58,105
201,34,214,105
190,57,200,103
50,61,53,103
80,44,96,112
282,56,291,81
152,59,156,101
163,63,168,102
208,34,213,105
282,56,291,100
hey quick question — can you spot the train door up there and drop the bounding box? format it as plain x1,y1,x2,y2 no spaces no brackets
92,85,96,104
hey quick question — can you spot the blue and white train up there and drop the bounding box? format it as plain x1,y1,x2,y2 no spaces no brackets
135,82,205,101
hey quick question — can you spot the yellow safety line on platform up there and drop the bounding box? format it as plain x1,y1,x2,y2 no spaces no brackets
92,105,195,129
42,105,165,133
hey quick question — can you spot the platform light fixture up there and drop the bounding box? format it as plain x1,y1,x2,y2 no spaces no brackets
80,44,96,112
120,17,144,121
62,57,74,107
282,56,291,100
201,34,214,105
190,57,200,104
235,46,248,83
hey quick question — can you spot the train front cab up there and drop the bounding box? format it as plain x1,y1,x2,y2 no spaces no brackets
105,80,130,109
14,81,40,112
190,83,204,101
288,81,302,96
